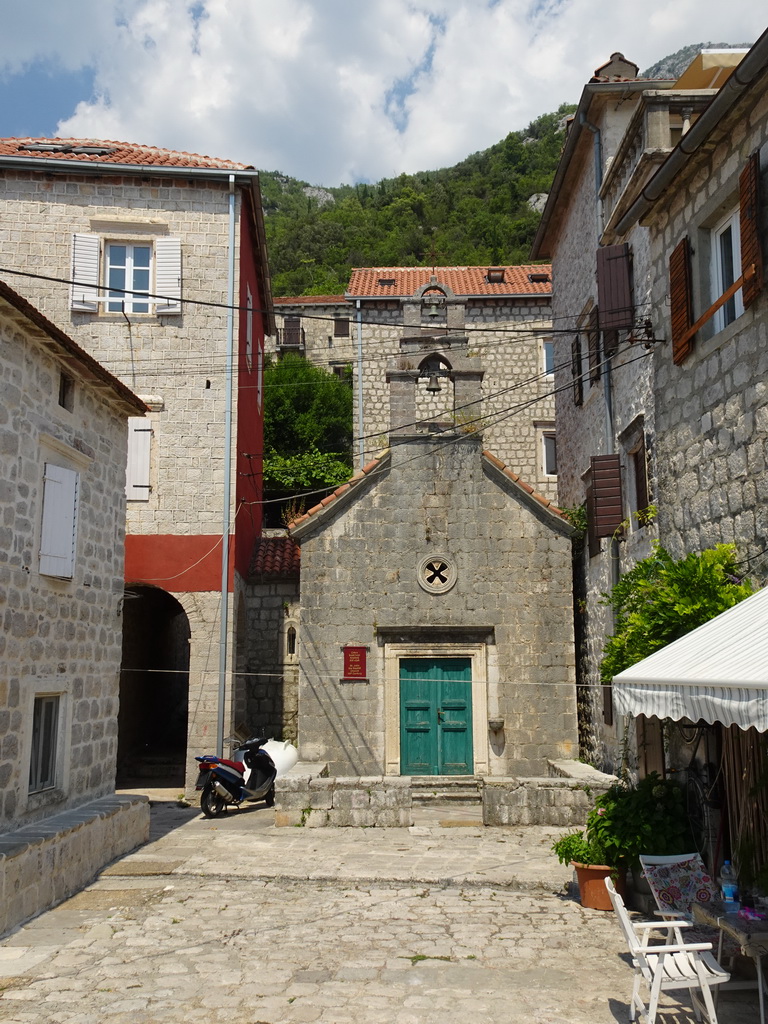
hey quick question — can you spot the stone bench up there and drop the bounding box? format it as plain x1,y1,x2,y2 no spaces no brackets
0,794,150,937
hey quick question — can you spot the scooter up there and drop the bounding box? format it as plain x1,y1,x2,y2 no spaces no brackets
194,736,298,818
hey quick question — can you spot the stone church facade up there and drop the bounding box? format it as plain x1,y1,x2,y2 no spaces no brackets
286,333,577,777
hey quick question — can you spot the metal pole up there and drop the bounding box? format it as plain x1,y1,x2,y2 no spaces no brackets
356,298,364,468
217,174,237,756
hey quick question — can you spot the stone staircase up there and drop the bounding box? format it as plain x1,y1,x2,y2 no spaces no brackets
410,775,482,807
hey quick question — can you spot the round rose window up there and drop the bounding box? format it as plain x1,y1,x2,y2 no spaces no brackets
417,554,457,594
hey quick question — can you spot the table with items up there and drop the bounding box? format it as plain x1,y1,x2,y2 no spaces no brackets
692,900,768,1024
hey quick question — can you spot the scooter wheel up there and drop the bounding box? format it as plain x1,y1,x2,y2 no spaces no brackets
264,785,275,808
200,781,227,818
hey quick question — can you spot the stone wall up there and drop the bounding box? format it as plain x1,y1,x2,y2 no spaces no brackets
0,794,149,938
0,304,132,831
242,581,300,742
275,775,412,827
645,74,768,577
482,760,618,826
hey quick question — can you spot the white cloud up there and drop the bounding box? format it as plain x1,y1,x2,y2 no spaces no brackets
3,0,765,183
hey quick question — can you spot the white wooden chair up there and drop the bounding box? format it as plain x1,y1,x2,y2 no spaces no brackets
605,876,730,1024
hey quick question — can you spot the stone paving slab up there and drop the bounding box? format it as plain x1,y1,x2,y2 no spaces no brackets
0,797,760,1024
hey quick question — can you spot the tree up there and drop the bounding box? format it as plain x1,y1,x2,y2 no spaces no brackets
262,354,353,497
600,543,755,683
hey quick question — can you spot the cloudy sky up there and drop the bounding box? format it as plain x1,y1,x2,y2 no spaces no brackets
0,1,764,185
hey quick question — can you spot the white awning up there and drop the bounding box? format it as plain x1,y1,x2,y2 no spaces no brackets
612,585,768,732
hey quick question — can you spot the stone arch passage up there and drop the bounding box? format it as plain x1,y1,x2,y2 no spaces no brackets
116,585,190,787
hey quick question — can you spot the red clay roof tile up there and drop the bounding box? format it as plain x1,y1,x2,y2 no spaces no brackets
0,137,250,171
249,536,300,579
346,265,551,298
273,295,347,305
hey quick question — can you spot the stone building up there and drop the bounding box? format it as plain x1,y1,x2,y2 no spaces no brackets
608,30,768,871
271,265,557,501
0,138,274,789
530,49,749,774
0,281,148,936
286,331,577,778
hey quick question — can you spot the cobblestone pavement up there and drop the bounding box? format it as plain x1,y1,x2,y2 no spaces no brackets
0,796,760,1024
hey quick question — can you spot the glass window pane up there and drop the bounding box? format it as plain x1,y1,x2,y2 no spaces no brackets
108,245,127,266
544,340,555,375
133,269,150,291
133,246,151,268
109,268,125,290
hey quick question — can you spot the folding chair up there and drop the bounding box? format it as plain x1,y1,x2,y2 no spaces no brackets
605,876,730,1024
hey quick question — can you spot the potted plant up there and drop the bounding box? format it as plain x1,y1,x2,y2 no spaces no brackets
586,773,693,879
551,830,619,911
552,773,692,911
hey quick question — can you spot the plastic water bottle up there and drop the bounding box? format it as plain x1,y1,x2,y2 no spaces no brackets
720,860,740,910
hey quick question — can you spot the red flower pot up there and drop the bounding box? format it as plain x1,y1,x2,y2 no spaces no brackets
572,862,625,911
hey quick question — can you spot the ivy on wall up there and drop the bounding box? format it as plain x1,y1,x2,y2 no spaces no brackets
600,543,755,683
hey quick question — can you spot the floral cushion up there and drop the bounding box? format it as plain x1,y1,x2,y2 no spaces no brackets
642,855,716,914
642,855,740,959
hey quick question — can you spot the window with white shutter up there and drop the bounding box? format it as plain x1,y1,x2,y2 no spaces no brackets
69,234,182,314
39,464,79,578
154,237,182,314
126,417,152,500
70,233,101,311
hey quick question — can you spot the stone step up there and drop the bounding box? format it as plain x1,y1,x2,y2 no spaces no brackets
410,776,481,805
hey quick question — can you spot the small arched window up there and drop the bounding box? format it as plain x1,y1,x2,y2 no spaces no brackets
286,625,297,657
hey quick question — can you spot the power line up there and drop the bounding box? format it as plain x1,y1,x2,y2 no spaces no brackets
0,263,652,338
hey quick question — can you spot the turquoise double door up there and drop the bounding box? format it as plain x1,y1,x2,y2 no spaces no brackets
399,658,473,775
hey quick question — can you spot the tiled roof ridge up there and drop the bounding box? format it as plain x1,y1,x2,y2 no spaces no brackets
481,450,566,518
590,75,676,83
288,452,390,530
350,263,548,273
273,295,347,304
0,137,250,170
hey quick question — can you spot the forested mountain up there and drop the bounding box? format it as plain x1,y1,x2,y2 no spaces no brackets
261,104,574,296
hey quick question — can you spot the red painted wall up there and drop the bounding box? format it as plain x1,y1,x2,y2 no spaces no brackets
235,196,266,579
126,534,233,592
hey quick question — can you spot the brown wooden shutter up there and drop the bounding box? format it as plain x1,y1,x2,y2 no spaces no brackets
284,316,301,346
669,237,694,365
585,480,600,558
597,243,634,331
571,336,583,406
588,307,601,382
740,151,763,308
589,454,624,537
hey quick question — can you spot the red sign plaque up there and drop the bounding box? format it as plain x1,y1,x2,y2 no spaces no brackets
343,645,367,679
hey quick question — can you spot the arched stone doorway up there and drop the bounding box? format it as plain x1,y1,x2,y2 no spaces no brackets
117,586,190,787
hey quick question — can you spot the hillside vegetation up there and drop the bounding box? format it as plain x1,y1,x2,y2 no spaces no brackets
261,104,575,296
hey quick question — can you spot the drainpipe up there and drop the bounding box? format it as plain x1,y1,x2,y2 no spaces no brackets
356,299,364,468
217,173,237,756
580,112,604,239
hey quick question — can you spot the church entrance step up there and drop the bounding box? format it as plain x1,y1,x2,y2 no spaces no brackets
410,776,481,805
